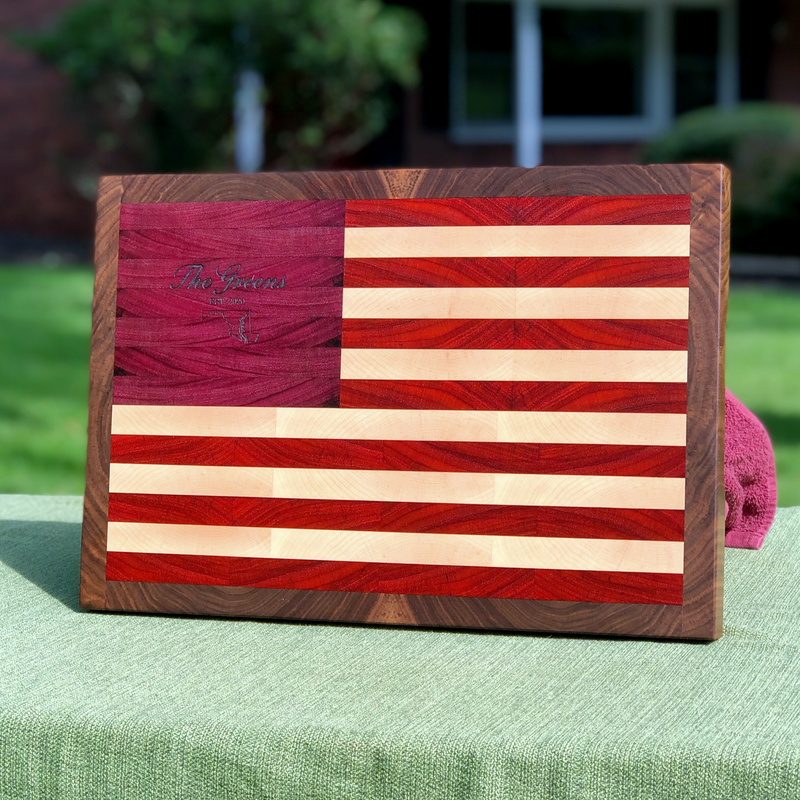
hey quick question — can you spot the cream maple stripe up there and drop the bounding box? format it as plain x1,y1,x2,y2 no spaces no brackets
106,522,684,575
107,464,685,510
339,350,687,382
340,287,689,319
110,406,687,447
342,225,690,259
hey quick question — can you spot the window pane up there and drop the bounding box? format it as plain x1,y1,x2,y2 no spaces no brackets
464,2,514,121
541,9,645,117
675,9,719,115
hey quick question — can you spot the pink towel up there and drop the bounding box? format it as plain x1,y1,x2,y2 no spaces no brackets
724,389,778,549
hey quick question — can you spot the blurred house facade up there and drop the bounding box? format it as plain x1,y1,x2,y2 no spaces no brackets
0,0,94,241
1,0,799,239
390,0,800,168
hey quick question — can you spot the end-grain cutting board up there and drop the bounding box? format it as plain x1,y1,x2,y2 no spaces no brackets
81,165,729,639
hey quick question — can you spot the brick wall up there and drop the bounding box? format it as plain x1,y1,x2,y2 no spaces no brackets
0,0,94,239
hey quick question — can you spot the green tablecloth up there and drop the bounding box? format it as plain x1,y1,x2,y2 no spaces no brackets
1,495,799,800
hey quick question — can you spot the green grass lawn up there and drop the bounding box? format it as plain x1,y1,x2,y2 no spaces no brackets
0,267,799,505
0,267,93,495
724,287,800,507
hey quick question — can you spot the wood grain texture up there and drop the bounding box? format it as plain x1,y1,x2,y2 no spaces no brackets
105,579,686,629
118,257,343,289
514,287,689,320
340,380,687,413
679,164,729,639
514,195,690,226
510,381,687,414
341,319,688,351
515,257,690,288
111,435,686,478
113,282,344,405
342,287,689,319
118,166,692,205
496,410,686,446
115,315,342,348
114,347,341,379
340,349,687,383
111,405,687,446
345,195,690,227
344,225,690,259
112,404,277,436
107,463,686,509
345,197,518,227
108,495,685,541
80,176,122,610
119,226,344,259
116,288,344,320
341,379,517,410
81,164,725,639
344,256,688,288
112,376,341,408
107,522,683,573
120,199,345,229
105,556,683,604
344,256,517,288
343,318,517,350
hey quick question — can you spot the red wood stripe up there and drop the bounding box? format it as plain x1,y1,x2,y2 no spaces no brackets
117,258,344,290
342,319,514,350
345,198,518,227
109,494,241,527
106,552,683,604
118,227,344,259
343,257,517,288
395,439,675,476
343,257,689,288
119,200,345,230
112,436,235,466
108,495,685,541
513,381,687,413
514,319,687,350
341,319,688,350
527,569,682,604
344,196,690,227
339,380,687,413
515,195,690,226
110,436,685,477
515,257,689,288
340,380,514,410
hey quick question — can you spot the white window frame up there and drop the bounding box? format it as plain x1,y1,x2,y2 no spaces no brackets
450,0,738,144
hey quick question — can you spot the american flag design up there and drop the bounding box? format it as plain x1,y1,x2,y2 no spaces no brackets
105,195,690,605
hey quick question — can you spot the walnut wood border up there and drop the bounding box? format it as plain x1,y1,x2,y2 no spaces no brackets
105,581,685,637
681,164,729,638
120,165,690,204
80,176,122,609
81,165,727,639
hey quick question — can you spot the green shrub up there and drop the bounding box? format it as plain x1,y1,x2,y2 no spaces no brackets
19,0,425,175
641,103,800,254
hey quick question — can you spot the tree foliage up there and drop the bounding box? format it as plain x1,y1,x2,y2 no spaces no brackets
22,0,425,173
642,103,800,255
